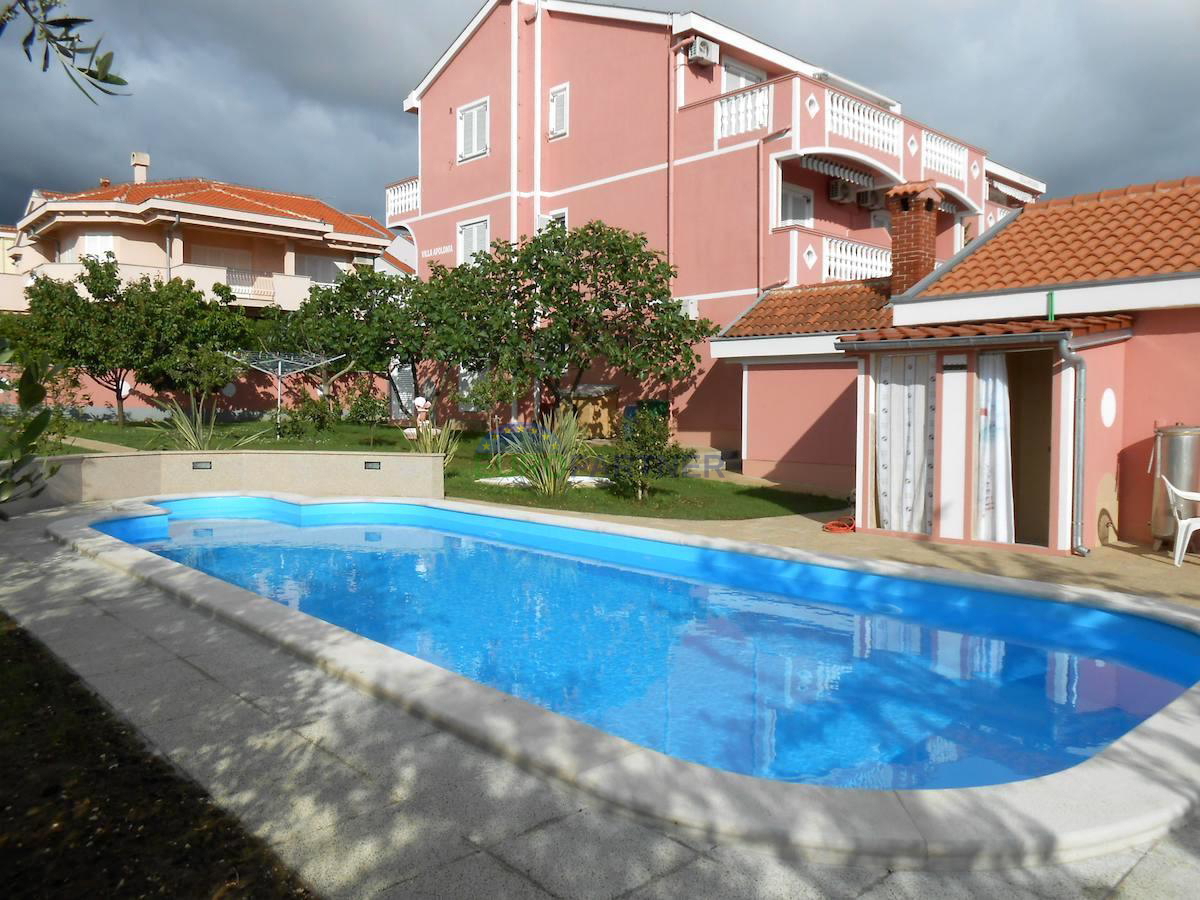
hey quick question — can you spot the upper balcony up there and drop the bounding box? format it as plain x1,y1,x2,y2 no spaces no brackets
682,72,984,217
386,176,420,228
13,262,323,312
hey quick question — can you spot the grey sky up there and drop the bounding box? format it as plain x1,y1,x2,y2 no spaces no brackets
2,0,1197,226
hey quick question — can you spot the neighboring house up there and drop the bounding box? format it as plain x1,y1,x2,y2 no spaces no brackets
385,0,1043,451
0,152,391,314
719,175,1200,555
0,225,16,276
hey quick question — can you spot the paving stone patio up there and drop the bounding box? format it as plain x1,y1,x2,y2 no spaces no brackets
2,503,1198,898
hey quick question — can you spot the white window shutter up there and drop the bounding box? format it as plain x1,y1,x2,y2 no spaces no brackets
549,85,568,137
475,103,488,155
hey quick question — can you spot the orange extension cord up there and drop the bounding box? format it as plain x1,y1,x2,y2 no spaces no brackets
821,516,856,534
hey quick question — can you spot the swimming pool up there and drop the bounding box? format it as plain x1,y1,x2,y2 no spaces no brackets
96,495,1200,790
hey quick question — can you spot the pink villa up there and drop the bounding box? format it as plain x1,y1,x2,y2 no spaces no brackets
383,0,1043,455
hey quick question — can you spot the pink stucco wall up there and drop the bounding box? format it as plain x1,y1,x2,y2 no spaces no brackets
743,362,858,494
1117,308,1200,543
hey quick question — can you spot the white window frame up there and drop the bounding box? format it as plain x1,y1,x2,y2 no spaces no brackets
547,82,570,140
778,181,814,228
537,208,568,232
722,58,766,94
456,96,490,163
73,232,114,262
456,215,491,265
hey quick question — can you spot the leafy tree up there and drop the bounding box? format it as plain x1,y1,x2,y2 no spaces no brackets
1,1,126,101
1,339,59,519
25,255,251,426
607,408,696,501
443,220,718,412
289,268,498,419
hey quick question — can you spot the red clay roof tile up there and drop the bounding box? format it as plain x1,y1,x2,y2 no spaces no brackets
38,178,390,240
840,314,1134,344
723,278,892,338
921,178,1200,297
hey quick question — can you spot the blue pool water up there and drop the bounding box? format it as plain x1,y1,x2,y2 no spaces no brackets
97,497,1200,789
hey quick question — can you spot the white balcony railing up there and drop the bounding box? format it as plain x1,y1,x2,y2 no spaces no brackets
823,237,892,283
225,268,276,303
386,177,420,219
716,84,771,139
828,90,902,157
922,131,968,181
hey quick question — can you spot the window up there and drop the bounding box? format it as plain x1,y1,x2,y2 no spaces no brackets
548,83,569,139
64,232,114,262
537,209,567,232
296,253,343,284
192,244,252,271
722,59,765,93
458,365,486,412
779,183,814,227
457,98,489,162
457,217,490,264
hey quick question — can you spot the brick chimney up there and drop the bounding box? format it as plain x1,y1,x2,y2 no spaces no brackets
885,180,943,296
99,177,111,187
130,151,150,184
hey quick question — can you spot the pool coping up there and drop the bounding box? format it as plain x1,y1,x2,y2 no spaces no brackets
45,491,1200,871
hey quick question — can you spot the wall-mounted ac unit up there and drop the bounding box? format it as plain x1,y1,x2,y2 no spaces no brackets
828,180,856,204
856,189,884,210
687,38,719,66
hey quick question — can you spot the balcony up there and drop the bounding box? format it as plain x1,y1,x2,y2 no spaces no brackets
922,131,968,181
15,262,315,311
823,237,891,283
827,91,902,158
715,84,771,139
385,177,420,226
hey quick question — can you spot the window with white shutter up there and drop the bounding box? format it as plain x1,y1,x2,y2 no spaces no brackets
537,209,567,232
457,98,489,162
296,253,343,284
78,233,114,260
192,244,252,271
457,218,490,264
548,83,569,139
458,365,486,412
779,183,814,227
722,59,765,93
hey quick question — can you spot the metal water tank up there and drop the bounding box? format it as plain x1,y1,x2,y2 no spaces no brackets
1151,425,1200,549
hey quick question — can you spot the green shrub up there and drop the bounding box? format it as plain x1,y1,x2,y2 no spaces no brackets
607,408,695,500
344,378,391,427
405,422,462,469
502,409,594,496
282,394,340,437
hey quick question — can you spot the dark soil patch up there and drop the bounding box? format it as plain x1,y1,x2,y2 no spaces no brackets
0,614,313,899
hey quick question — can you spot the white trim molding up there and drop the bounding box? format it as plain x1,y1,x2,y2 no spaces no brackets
895,275,1200,327
711,333,844,360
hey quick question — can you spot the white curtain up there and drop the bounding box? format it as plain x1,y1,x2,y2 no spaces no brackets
875,354,936,534
975,353,1015,543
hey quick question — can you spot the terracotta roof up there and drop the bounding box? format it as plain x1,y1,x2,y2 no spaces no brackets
920,177,1200,297
723,278,892,338
378,250,415,274
840,314,1134,344
32,178,391,241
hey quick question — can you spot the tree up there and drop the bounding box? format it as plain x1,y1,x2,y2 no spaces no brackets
1,339,58,519
1,1,126,102
25,255,252,425
441,220,718,412
288,268,498,419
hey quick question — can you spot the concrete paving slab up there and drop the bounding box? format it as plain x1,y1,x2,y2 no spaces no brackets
272,804,479,900
293,690,440,766
626,850,885,900
490,807,699,900
379,849,554,899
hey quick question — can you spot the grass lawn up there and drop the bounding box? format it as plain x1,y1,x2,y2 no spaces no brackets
62,420,847,520
0,614,311,898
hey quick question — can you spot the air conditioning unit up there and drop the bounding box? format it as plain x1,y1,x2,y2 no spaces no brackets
828,180,856,204
687,38,719,66
856,189,884,210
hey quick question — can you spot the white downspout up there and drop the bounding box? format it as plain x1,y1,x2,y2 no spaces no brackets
1058,337,1090,556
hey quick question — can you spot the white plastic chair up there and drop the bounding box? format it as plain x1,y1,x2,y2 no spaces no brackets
1162,476,1200,567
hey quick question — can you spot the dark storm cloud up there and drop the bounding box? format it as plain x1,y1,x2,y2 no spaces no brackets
1,0,1197,226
